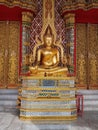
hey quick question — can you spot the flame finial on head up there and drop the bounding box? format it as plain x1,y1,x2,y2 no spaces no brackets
44,25,53,37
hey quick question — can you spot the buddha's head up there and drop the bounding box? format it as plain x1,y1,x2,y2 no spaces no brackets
44,25,54,47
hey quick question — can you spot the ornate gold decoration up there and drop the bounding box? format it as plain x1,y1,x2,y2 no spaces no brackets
8,22,20,87
0,21,20,88
41,0,56,43
0,0,37,12
20,108,76,112
76,24,98,89
20,97,76,101
20,87,76,91
64,13,75,26
62,1,98,13
89,54,97,84
22,12,33,23
18,1,77,122
0,22,7,88
22,76,75,80
88,24,98,89
76,24,87,89
0,52,4,86
28,0,68,77
8,51,17,84
20,115,77,121
77,54,86,84
29,25,68,77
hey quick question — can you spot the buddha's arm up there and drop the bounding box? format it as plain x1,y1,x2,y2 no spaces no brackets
36,49,41,66
57,50,60,63
50,50,60,68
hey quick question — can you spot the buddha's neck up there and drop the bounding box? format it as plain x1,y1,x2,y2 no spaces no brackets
46,46,51,49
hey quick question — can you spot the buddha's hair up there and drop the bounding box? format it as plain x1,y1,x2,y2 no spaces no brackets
44,25,54,38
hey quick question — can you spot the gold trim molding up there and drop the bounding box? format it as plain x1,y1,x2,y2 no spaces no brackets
22,76,75,80
41,0,56,43
64,13,75,25
22,12,33,23
0,0,37,12
19,97,76,101
62,2,98,13
20,115,77,121
20,87,76,91
20,108,77,112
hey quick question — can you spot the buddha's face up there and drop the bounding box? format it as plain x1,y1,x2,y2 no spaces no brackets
44,36,53,47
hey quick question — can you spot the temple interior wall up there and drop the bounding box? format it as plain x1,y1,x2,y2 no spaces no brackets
0,0,98,89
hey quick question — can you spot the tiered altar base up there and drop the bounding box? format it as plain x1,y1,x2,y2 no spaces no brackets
18,77,77,120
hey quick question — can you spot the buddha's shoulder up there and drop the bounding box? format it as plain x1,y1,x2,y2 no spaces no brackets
52,48,58,52
38,48,58,52
38,48,48,53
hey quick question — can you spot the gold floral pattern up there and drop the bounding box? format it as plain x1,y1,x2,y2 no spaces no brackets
76,24,98,89
76,24,87,89
0,22,6,88
88,24,98,89
0,21,20,88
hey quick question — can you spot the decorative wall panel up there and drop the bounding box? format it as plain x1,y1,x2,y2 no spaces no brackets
76,24,87,89
8,22,20,87
76,24,98,89
62,0,98,11
0,22,6,88
0,0,37,12
0,21,20,88
87,24,98,89
21,12,33,74
30,0,66,53
65,14,75,75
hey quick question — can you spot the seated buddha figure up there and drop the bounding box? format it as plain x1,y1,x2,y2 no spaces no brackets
29,25,68,76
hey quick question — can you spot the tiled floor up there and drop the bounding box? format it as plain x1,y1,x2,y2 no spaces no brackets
0,111,98,130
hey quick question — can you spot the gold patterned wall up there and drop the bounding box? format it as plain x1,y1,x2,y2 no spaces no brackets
0,22,6,88
76,24,87,89
76,24,98,89
0,21,20,88
87,24,98,89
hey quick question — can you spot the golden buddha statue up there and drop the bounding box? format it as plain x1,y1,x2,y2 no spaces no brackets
29,25,68,77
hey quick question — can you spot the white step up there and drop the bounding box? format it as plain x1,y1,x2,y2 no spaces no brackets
77,90,98,111
84,94,98,100
0,89,18,112
84,99,98,105
0,99,17,106
77,90,98,95
0,95,17,100
0,89,18,94
84,104,98,111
